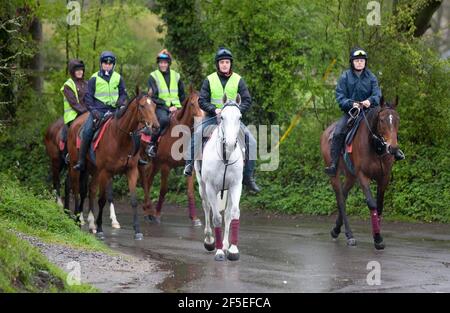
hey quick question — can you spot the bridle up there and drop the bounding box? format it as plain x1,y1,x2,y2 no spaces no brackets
216,101,241,199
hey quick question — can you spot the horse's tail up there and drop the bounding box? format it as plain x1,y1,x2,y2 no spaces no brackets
217,190,228,212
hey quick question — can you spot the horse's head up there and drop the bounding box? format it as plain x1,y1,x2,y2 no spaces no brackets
219,93,242,154
132,87,160,134
375,96,400,156
187,85,205,119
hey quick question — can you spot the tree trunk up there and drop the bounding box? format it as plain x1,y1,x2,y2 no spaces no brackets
28,16,43,93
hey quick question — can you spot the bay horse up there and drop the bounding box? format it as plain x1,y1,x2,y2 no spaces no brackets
195,94,244,261
67,90,159,240
320,96,401,250
141,88,204,226
44,118,121,229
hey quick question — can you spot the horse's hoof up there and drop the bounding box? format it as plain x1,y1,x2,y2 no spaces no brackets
134,233,144,241
374,235,385,250
214,250,225,261
227,252,240,261
96,232,105,240
144,215,161,224
89,228,97,234
192,218,202,227
346,238,357,246
374,241,385,250
330,228,340,239
204,241,215,252
111,222,121,229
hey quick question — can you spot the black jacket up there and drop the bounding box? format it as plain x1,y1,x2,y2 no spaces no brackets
199,71,252,116
147,69,186,109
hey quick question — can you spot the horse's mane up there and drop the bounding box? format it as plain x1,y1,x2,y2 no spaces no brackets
366,101,395,130
174,90,200,120
114,92,148,120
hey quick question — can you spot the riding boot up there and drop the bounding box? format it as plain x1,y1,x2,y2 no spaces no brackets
324,134,345,177
243,160,260,193
73,137,89,171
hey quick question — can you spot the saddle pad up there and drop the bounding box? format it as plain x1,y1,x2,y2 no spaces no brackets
93,118,112,151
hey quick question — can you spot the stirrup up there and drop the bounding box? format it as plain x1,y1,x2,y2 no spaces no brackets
324,164,337,177
183,163,193,176
146,144,157,158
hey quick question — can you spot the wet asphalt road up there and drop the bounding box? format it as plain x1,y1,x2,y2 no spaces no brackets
100,203,450,293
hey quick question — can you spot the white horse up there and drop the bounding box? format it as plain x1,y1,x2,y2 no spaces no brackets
195,94,244,261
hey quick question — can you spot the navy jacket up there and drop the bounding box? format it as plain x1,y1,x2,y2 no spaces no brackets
85,70,128,114
335,68,381,113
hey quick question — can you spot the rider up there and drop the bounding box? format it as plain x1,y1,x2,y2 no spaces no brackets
325,47,405,177
146,49,186,157
73,51,128,171
183,47,261,193
60,59,88,160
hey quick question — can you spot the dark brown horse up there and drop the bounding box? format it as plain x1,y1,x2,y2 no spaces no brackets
141,89,205,226
44,118,70,209
67,90,159,240
44,118,119,229
321,96,400,250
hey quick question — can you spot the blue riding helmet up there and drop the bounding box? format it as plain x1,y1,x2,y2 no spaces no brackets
100,51,116,65
157,52,172,65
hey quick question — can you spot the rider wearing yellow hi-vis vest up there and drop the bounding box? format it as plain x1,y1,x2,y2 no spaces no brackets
146,49,186,158
73,51,128,171
59,59,88,163
183,47,260,193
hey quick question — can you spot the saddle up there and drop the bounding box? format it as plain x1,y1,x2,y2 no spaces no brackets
328,114,364,176
77,116,113,165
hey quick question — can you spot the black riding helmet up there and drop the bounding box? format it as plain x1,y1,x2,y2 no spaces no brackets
215,47,233,71
349,47,368,69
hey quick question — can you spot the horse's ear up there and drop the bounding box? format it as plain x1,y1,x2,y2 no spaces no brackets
236,93,241,106
135,85,140,97
380,95,385,107
188,84,194,95
147,87,153,97
393,95,399,108
222,93,228,104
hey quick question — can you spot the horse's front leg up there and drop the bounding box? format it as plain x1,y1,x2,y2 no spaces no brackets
142,163,158,223
87,171,98,234
154,164,170,223
95,170,109,240
186,174,202,227
199,181,214,251
332,175,356,239
375,176,390,245
206,184,224,261
226,183,242,261
51,158,63,207
106,179,120,229
127,166,143,240
330,176,355,246
359,174,385,250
